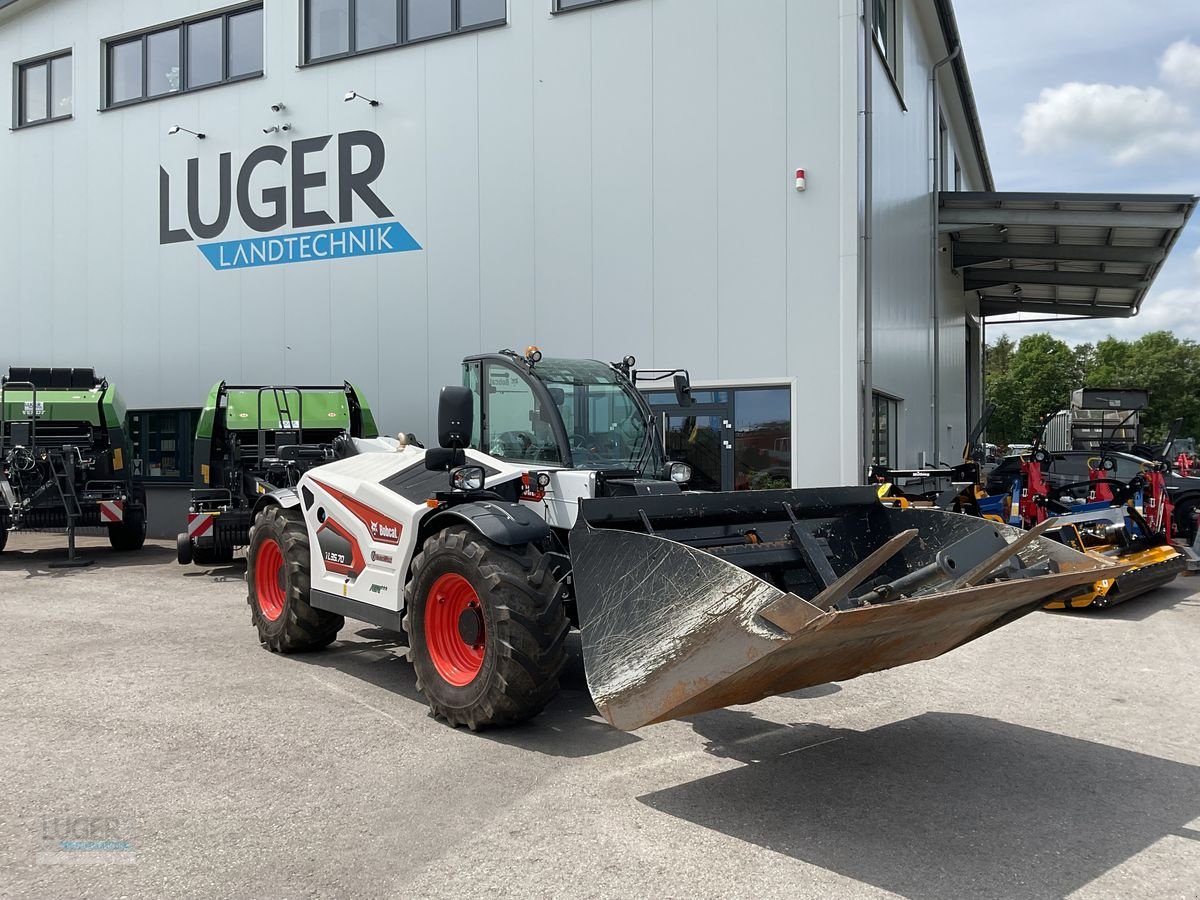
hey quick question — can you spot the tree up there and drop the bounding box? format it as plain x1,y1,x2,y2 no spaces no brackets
1085,331,1200,444
984,334,1016,378
985,330,1200,449
1004,333,1082,442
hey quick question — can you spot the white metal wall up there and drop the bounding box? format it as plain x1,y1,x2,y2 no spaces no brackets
867,0,982,468
2,0,998,502
0,0,864,494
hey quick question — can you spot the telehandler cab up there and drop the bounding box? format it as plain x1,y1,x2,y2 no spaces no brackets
242,349,1123,731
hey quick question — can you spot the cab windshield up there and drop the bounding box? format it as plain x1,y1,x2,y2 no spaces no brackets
533,358,663,475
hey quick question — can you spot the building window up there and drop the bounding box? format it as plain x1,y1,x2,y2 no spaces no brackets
872,0,896,60
872,393,899,467
103,3,263,109
553,0,627,11
129,409,201,482
644,384,792,492
733,387,792,491
14,51,72,128
303,0,507,64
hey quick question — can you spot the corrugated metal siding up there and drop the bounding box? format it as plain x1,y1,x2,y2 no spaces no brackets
0,0,878,494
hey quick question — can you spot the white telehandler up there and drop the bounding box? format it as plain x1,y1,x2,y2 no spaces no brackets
243,348,1123,731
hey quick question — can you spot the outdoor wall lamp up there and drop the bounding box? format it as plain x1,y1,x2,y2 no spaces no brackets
344,90,379,107
168,125,206,139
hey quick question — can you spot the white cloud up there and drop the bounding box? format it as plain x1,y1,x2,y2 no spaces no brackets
1160,38,1200,90
1019,82,1197,164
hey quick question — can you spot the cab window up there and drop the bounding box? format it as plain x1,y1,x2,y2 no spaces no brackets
481,363,563,464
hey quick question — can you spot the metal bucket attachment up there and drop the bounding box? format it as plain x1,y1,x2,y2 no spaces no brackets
571,487,1126,731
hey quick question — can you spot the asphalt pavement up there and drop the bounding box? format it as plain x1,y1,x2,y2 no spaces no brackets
1,532,1198,899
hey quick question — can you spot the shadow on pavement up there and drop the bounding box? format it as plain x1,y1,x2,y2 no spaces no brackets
181,561,246,584
0,542,176,578
290,628,637,758
641,711,1200,899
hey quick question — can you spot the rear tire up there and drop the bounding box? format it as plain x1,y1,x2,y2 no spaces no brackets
1174,497,1199,545
108,509,147,552
404,526,567,730
0,526,7,554
247,505,342,653
176,532,193,565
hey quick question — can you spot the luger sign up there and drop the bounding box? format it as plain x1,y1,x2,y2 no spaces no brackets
159,130,421,270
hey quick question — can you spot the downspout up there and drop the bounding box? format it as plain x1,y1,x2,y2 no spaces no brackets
930,41,960,465
859,0,875,479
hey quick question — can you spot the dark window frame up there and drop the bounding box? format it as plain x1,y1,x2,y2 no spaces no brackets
871,391,900,468
101,2,264,111
128,407,202,484
300,0,507,66
12,49,72,130
870,0,906,109
551,0,635,12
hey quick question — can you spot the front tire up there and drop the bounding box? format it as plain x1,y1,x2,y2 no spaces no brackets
247,506,342,653
404,526,567,730
0,526,7,554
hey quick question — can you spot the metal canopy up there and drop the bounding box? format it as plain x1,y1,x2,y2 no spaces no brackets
939,192,1197,320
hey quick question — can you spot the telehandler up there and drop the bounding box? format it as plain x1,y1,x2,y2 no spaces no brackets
241,350,1122,730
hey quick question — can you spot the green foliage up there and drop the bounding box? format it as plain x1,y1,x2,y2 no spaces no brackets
985,330,1200,446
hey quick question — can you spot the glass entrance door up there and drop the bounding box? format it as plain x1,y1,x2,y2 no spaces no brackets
647,385,793,492
661,407,731,492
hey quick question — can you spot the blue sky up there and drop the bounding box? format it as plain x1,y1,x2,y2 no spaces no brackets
955,1,1200,346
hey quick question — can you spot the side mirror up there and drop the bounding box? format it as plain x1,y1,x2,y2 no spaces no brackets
673,372,693,408
438,385,474,449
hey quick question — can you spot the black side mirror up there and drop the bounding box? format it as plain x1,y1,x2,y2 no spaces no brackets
438,386,474,449
673,372,693,408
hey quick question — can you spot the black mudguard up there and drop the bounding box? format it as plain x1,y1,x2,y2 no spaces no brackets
423,501,551,548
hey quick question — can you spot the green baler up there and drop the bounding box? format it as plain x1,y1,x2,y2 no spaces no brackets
0,367,147,554
178,382,378,565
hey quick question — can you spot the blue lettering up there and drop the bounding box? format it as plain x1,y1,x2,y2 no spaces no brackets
197,221,422,271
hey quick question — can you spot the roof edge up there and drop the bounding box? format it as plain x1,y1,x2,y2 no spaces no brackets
933,0,996,192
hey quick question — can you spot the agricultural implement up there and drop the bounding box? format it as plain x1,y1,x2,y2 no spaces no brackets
1000,441,1185,609
0,367,146,563
177,381,378,566
238,350,1122,731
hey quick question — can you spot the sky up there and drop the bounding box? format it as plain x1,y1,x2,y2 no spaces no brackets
953,0,1200,346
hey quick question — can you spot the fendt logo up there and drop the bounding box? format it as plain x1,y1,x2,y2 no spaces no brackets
159,130,422,270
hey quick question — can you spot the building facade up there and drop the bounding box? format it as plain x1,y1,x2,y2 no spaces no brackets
0,0,1001,534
